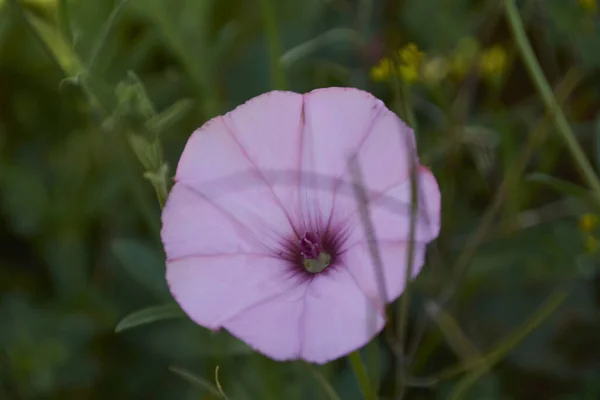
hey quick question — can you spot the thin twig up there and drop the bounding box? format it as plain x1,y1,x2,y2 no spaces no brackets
442,68,583,303
505,0,600,202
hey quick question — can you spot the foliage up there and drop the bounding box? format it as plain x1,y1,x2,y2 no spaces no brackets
1,0,600,398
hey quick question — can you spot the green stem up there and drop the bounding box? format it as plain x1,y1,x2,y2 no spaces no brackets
365,339,380,395
259,0,287,90
400,82,417,130
114,132,162,242
504,0,600,203
349,351,377,400
15,0,165,234
86,0,130,73
446,68,582,295
446,289,567,399
357,0,372,37
7,0,65,76
152,6,220,119
391,63,418,399
57,0,73,46
395,155,419,399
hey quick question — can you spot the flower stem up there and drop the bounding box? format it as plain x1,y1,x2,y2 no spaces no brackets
395,151,419,399
504,0,600,204
445,68,582,296
390,61,418,399
349,351,377,400
259,0,287,90
400,81,417,130
357,0,372,37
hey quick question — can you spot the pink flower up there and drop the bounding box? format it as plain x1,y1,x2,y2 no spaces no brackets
161,87,441,364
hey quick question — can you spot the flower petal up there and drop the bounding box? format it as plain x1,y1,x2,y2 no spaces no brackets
223,283,307,361
172,93,307,247
176,92,304,186
166,92,309,257
162,182,274,258
352,107,415,193
224,91,305,217
342,241,427,304
298,88,385,224
343,166,441,247
166,254,300,330
161,87,442,365
302,88,385,179
300,267,386,363
223,267,385,364
370,166,441,242
175,116,248,184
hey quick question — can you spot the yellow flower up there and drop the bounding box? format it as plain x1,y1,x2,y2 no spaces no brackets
370,43,425,84
399,64,419,83
398,43,424,66
579,0,597,13
397,43,424,84
579,213,599,232
370,58,393,81
479,45,507,78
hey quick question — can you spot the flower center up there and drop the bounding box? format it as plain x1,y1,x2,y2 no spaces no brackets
299,232,331,274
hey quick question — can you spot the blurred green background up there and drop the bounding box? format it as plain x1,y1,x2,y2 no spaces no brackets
2,0,600,398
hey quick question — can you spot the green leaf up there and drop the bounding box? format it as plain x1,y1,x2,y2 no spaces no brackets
447,289,567,400
454,219,596,379
115,303,184,332
24,8,83,75
128,133,154,172
527,173,596,207
280,28,364,69
111,238,170,298
307,365,342,400
146,98,194,135
113,74,157,122
349,351,377,400
169,365,227,398
130,0,219,118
